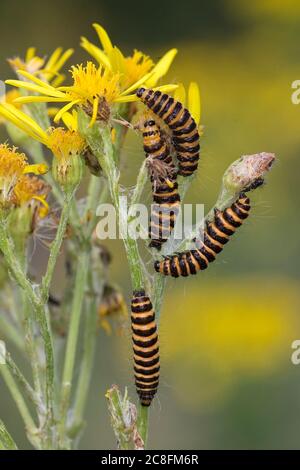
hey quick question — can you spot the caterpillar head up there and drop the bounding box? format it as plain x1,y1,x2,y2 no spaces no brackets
136,87,146,98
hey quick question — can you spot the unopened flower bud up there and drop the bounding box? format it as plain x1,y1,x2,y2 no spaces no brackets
52,153,84,192
223,152,275,194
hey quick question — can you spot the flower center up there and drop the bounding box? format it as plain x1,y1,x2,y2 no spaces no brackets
47,128,86,160
66,62,121,105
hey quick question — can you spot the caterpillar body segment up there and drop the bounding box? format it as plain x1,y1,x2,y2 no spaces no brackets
141,117,181,250
137,88,200,177
154,194,250,277
149,179,181,250
131,290,160,407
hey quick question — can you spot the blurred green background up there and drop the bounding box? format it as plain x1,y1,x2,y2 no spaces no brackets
1,0,300,450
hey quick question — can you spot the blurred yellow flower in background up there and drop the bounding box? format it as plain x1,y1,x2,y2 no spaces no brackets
8,46,74,87
13,175,50,218
0,143,47,210
230,0,300,19
161,277,299,410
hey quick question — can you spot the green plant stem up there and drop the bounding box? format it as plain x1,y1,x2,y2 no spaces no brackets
41,191,74,303
22,293,43,407
5,352,43,414
0,315,24,352
70,297,98,436
123,237,144,291
59,248,90,447
0,365,38,445
65,175,109,441
0,219,54,431
85,175,107,239
137,405,149,446
0,419,18,450
87,124,152,444
130,160,148,207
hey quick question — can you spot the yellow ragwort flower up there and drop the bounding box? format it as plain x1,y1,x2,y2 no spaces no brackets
0,143,48,209
6,60,178,126
0,89,22,124
47,127,86,161
81,23,177,90
13,174,50,218
8,46,74,87
0,103,86,191
0,103,85,158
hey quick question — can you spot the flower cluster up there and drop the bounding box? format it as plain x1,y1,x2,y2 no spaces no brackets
0,22,202,203
0,143,48,215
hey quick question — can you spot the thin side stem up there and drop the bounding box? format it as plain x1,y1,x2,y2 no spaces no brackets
0,419,18,450
70,297,98,436
0,219,54,429
0,315,24,352
5,352,43,415
41,191,74,303
22,293,43,405
137,405,149,447
59,248,90,447
0,365,38,445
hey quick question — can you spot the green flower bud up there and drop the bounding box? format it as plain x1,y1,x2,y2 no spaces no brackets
52,153,84,193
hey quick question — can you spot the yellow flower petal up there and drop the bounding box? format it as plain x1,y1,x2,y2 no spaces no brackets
89,96,99,127
47,48,74,76
16,70,58,91
119,71,155,97
50,74,66,88
114,94,138,103
32,195,49,218
0,103,48,144
111,128,116,143
45,47,63,71
109,46,126,74
14,96,67,104
93,23,113,54
62,110,78,131
152,84,179,93
80,37,112,69
23,163,48,175
54,100,81,123
0,105,44,141
25,47,36,62
173,83,186,106
146,48,178,87
6,78,65,98
115,83,179,103
47,107,60,117
188,82,201,125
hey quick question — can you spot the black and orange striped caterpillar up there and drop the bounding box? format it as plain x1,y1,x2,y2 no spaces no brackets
142,118,181,250
137,88,200,177
154,193,251,277
131,290,160,407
